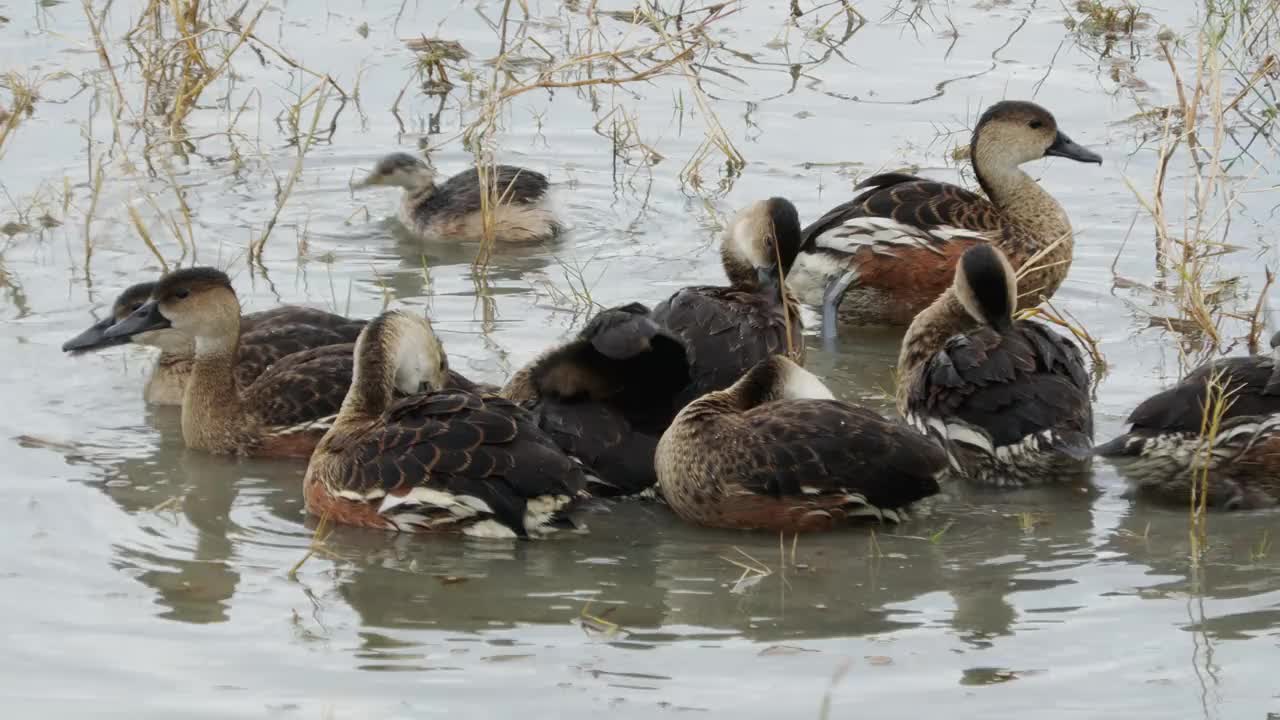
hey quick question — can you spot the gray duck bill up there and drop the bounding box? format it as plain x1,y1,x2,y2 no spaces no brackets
62,315,131,353
1045,130,1102,164
103,300,171,340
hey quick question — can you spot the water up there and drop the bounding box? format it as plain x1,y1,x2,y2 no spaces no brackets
2,1,1278,717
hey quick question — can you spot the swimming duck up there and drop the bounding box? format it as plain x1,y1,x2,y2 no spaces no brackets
63,280,365,406
789,100,1102,343
103,268,357,458
1096,332,1280,509
897,244,1093,485
501,302,690,497
355,152,560,244
304,310,587,537
652,197,805,407
655,355,947,532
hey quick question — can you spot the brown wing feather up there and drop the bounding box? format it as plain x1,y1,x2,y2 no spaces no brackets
242,344,354,428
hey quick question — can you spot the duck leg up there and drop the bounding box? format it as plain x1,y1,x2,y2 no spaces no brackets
821,270,857,352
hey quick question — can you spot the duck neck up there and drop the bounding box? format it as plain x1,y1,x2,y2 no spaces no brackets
402,174,438,208
896,289,974,410
183,328,245,446
973,150,1071,253
338,337,395,422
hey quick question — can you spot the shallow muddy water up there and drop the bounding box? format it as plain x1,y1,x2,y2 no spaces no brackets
1,0,1279,717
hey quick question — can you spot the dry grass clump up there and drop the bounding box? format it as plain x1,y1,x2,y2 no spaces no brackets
1070,0,1151,37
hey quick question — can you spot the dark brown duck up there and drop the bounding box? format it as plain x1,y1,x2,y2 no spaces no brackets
305,310,587,537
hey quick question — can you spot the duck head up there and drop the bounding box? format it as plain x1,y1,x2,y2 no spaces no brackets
104,268,241,354
720,197,803,291
354,152,437,191
62,281,178,354
971,101,1102,175
345,310,450,415
953,244,1018,332
728,355,835,410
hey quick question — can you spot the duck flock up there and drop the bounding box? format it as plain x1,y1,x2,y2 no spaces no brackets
62,100,1280,539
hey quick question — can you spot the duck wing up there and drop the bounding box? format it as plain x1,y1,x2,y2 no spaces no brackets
235,322,365,387
653,286,798,403
242,343,354,428
910,321,1092,455
242,306,364,334
801,173,1005,256
1123,356,1279,432
736,399,946,512
426,165,550,218
532,398,659,497
338,391,586,536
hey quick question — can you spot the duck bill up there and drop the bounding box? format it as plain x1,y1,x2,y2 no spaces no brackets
1045,131,1102,164
352,171,380,189
756,265,781,292
62,316,130,354
104,300,171,340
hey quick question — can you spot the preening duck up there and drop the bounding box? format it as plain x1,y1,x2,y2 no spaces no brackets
355,152,560,244
655,355,947,531
897,244,1093,486
305,310,587,537
103,268,356,458
501,302,690,498
1096,332,1280,509
652,197,805,407
63,280,365,405
789,100,1102,342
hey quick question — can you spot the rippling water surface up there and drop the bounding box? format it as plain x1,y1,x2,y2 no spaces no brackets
1,1,1278,717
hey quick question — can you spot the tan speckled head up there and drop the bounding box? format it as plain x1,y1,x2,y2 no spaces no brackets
355,152,437,191
103,267,242,354
345,310,449,418
720,197,803,288
971,101,1102,176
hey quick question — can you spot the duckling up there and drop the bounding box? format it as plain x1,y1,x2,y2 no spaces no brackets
501,302,690,497
355,152,560,244
1096,332,1280,509
305,310,587,537
790,100,1102,343
63,280,365,406
655,355,947,532
102,268,359,458
897,244,1093,485
652,197,805,407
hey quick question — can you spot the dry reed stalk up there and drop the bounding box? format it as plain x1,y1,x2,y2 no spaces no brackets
1189,367,1236,563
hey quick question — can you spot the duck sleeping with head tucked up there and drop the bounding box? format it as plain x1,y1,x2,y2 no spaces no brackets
501,302,690,498
1097,331,1280,509
63,279,365,406
789,100,1102,343
656,355,947,532
652,197,806,407
897,244,1093,486
355,151,560,245
305,310,587,537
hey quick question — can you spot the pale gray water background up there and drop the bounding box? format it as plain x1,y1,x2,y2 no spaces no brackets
1,0,1279,717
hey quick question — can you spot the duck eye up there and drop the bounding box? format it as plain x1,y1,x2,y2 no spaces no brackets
174,288,190,299
1029,120,1044,130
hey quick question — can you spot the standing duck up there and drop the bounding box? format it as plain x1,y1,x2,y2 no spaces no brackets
355,152,560,244
63,280,365,406
789,100,1102,342
501,302,690,498
896,244,1093,485
656,355,947,532
305,310,587,537
1096,332,1280,509
653,197,805,407
103,268,357,458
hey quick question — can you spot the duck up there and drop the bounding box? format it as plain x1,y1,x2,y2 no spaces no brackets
1096,332,1280,509
355,152,560,244
896,244,1093,485
62,280,366,406
101,267,360,458
304,309,587,537
655,354,947,532
652,197,805,408
501,302,690,498
788,100,1102,343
